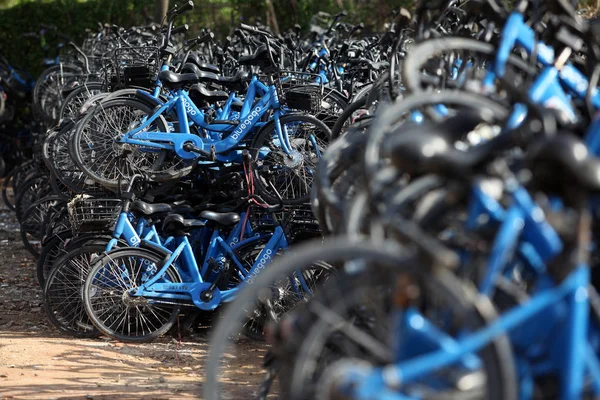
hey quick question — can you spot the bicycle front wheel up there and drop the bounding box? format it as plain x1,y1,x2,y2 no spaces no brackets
83,248,182,342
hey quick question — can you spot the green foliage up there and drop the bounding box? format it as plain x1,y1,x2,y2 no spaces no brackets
0,0,154,75
0,0,418,75
1,0,597,76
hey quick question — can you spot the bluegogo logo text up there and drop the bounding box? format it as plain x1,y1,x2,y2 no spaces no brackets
246,249,273,284
184,99,197,116
231,106,261,140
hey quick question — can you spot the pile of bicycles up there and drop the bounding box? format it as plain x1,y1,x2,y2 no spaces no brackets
202,0,600,399
3,1,405,346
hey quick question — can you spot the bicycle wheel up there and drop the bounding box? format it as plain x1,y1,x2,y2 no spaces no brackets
1,166,16,211
37,234,121,287
36,230,73,287
11,160,36,195
33,64,81,124
20,196,65,258
70,98,189,189
285,266,515,400
251,114,331,205
330,96,368,139
15,173,53,222
44,244,105,338
59,82,104,121
227,233,333,340
402,36,536,95
203,238,516,400
46,120,103,194
83,247,182,342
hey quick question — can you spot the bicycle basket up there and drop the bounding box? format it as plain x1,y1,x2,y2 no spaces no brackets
275,70,323,113
67,195,122,234
106,46,160,91
248,203,320,243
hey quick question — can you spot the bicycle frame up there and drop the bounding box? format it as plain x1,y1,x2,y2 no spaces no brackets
122,75,294,160
488,11,600,128
105,212,163,251
338,186,600,400
132,218,290,311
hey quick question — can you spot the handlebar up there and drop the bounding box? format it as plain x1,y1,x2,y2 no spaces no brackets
185,32,214,47
168,1,194,19
171,24,189,36
239,23,273,38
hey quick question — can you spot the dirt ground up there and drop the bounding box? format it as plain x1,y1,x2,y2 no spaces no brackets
0,197,267,400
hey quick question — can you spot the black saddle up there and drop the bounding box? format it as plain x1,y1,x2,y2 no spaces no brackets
201,210,240,227
527,133,600,195
218,71,250,92
386,122,498,178
181,62,203,75
238,45,278,70
189,83,229,103
158,70,220,90
162,214,206,236
187,53,221,74
131,200,172,216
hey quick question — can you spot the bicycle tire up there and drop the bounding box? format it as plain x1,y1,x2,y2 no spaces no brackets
83,247,182,342
402,36,536,94
250,113,332,205
70,98,188,189
1,166,16,211
44,244,106,338
203,238,516,400
330,96,368,139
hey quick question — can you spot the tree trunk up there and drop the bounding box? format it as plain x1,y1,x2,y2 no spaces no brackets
265,0,280,35
154,0,169,24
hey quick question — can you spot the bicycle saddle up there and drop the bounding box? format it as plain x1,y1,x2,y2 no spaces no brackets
181,62,203,75
162,214,206,236
158,70,201,89
189,83,229,103
386,122,498,177
354,59,390,71
200,210,240,227
527,133,600,194
158,70,220,90
186,52,221,74
131,200,172,215
238,45,278,69
217,71,250,92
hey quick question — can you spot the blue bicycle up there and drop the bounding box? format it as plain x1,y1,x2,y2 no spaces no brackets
70,26,331,204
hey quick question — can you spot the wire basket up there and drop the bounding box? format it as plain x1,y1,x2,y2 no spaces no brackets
67,195,122,234
105,46,161,91
249,203,321,243
275,70,323,113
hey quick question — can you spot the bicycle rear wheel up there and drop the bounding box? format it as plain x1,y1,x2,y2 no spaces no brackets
70,98,191,189
44,244,105,338
251,114,331,205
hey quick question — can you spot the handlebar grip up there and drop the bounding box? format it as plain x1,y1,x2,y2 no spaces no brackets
239,23,257,32
173,1,194,18
334,10,348,18
171,24,189,35
185,32,214,47
239,23,273,38
353,22,365,31
223,36,232,52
